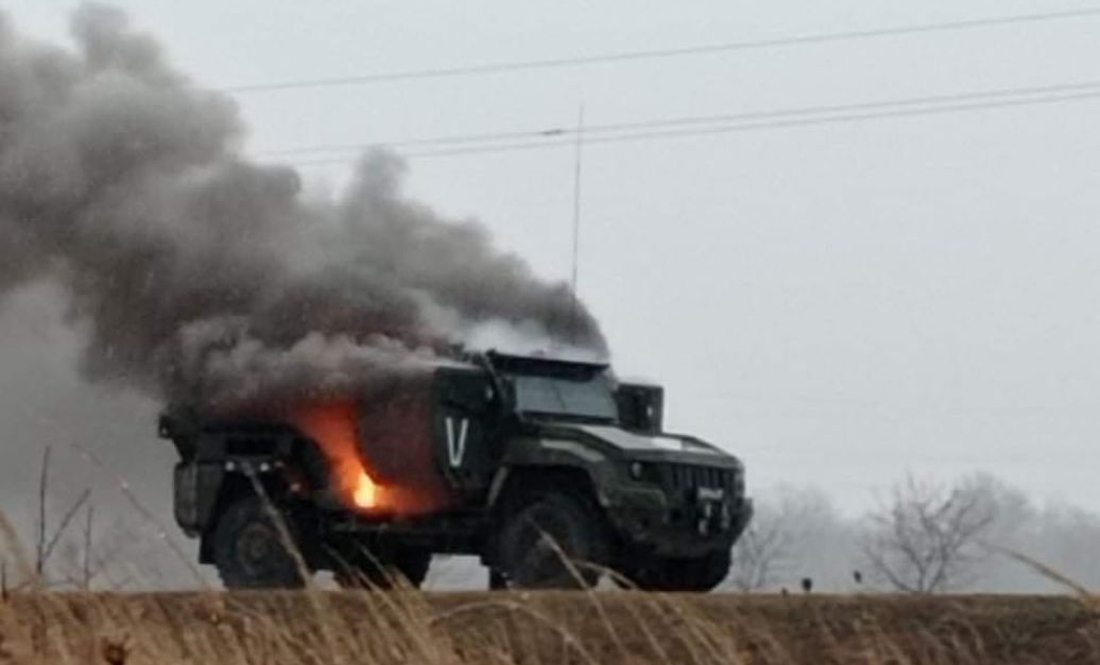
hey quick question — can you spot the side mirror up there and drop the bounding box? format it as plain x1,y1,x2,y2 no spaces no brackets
617,383,664,433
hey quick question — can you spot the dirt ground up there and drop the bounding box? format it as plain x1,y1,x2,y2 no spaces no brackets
0,591,1097,664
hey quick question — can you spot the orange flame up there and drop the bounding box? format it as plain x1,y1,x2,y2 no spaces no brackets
290,401,386,511
353,470,377,509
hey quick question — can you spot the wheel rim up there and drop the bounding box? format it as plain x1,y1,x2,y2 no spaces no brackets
236,522,282,578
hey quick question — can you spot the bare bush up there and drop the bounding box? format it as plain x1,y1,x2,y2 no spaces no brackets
863,474,998,593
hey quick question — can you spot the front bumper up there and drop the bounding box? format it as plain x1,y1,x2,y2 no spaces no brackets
603,484,754,558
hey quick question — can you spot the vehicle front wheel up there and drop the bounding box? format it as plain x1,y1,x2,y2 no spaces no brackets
635,548,732,592
211,496,309,589
494,491,610,589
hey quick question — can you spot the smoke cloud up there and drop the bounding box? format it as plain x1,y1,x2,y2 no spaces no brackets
0,5,606,407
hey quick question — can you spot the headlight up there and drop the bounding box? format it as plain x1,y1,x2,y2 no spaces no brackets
629,461,645,480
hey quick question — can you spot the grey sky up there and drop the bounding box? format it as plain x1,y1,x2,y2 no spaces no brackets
1,0,1098,518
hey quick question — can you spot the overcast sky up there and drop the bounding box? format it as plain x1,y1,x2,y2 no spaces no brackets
1,0,1098,520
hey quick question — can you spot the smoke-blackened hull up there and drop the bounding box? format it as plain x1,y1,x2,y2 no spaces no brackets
359,373,464,514
0,5,607,408
289,372,465,516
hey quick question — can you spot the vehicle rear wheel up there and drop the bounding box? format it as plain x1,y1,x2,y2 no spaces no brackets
393,548,432,588
334,546,432,589
488,569,507,590
494,491,609,589
212,496,309,589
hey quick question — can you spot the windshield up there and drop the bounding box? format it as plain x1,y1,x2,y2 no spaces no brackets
511,374,618,421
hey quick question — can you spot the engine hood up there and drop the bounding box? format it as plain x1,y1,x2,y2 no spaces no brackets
530,422,741,468
577,425,718,453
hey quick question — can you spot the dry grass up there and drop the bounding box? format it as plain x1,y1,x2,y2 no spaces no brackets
0,590,1094,664
2,460,1096,664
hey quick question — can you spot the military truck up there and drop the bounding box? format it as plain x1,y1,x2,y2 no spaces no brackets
159,351,752,590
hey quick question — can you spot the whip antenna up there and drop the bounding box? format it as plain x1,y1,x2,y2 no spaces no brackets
569,104,585,344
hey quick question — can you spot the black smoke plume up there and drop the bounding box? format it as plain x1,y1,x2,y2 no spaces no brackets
0,5,606,407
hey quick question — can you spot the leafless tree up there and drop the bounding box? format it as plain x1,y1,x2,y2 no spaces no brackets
31,445,94,587
82,504,95,590
863,474,998,593
34,446,50,577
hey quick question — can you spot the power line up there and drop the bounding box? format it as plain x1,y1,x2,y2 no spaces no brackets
408,89,1100,158
224,7,1100,94
279,83,1100,165
264,79,1100,158
265,127,570,156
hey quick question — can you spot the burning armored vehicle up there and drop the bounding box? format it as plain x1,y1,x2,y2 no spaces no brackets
160,351,753,590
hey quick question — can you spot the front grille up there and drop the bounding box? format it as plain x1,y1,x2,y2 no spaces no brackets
661,464,736,494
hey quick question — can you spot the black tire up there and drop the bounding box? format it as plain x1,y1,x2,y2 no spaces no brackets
638,549,732,592
488,569,508,590
211,496,309,589
332,550,390,589
334,546,432,589
494,491,610,589
394,548,432,588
